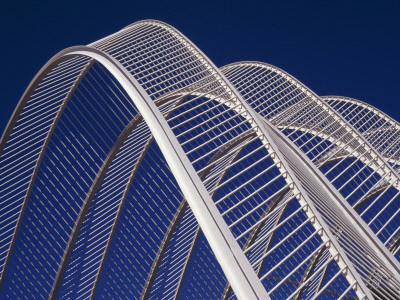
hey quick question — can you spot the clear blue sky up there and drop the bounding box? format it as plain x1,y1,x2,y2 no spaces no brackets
1,0,399,134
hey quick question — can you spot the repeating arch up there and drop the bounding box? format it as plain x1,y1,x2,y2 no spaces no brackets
323,96,400,257
222,61,400,258
0,20,399,300
1,45,267,299
222,61,400,298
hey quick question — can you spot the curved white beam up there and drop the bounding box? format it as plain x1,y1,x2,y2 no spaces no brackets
260,117,400,283
60,40,384,298
171,134,256,299
145,22,379,298
49,45,269,300
2,20,397,299
221,62,400,265
323,96,400,166
222,61,400,190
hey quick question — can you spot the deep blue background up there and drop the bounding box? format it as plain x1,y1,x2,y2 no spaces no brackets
1,0,399,135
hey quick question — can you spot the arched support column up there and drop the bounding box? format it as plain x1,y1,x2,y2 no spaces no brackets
59,44,379,299
41,46,269,300
261,118,400,296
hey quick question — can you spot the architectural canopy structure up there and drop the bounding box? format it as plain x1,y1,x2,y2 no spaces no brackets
0,20,399,299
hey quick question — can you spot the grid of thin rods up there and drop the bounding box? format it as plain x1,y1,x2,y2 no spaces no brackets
324,96,400,258
91,21,361,298
0,60,139,298
0,20,390,300
222,64,400,250
222,61,400,299
0,56,90,283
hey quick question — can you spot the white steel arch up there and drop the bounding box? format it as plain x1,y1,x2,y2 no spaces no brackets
1,45,268,299
323,96,400,256
222,62,400,252
0,20,399,299
323,96,400,169
222,61,400,294
0,22,324,297
221,62,400,188
0,41,358,300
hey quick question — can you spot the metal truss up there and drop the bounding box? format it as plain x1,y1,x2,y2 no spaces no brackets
0,20,399,299
222,61,400,298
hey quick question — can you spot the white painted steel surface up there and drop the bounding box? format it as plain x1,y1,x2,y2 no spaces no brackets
0,20,399,299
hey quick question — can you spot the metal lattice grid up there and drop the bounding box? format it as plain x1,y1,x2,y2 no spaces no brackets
0,20,399,299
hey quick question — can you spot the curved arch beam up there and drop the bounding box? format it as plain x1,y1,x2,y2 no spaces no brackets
172,133,256,299
90,95,188,299
294,246,328,300
322,96,400,165
314,147,351,167
322,96,400,135
89,105,180,300
252,201,291,277
222,61,400,193
113,21,371,298
222,188,291,300
261,117,400,280
353,180,391,211
139,131,257,299
40,45,269,300
90,135,153,299
140,200,189,299
124,27,399,291
111,20,374,296
111,23,381,297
